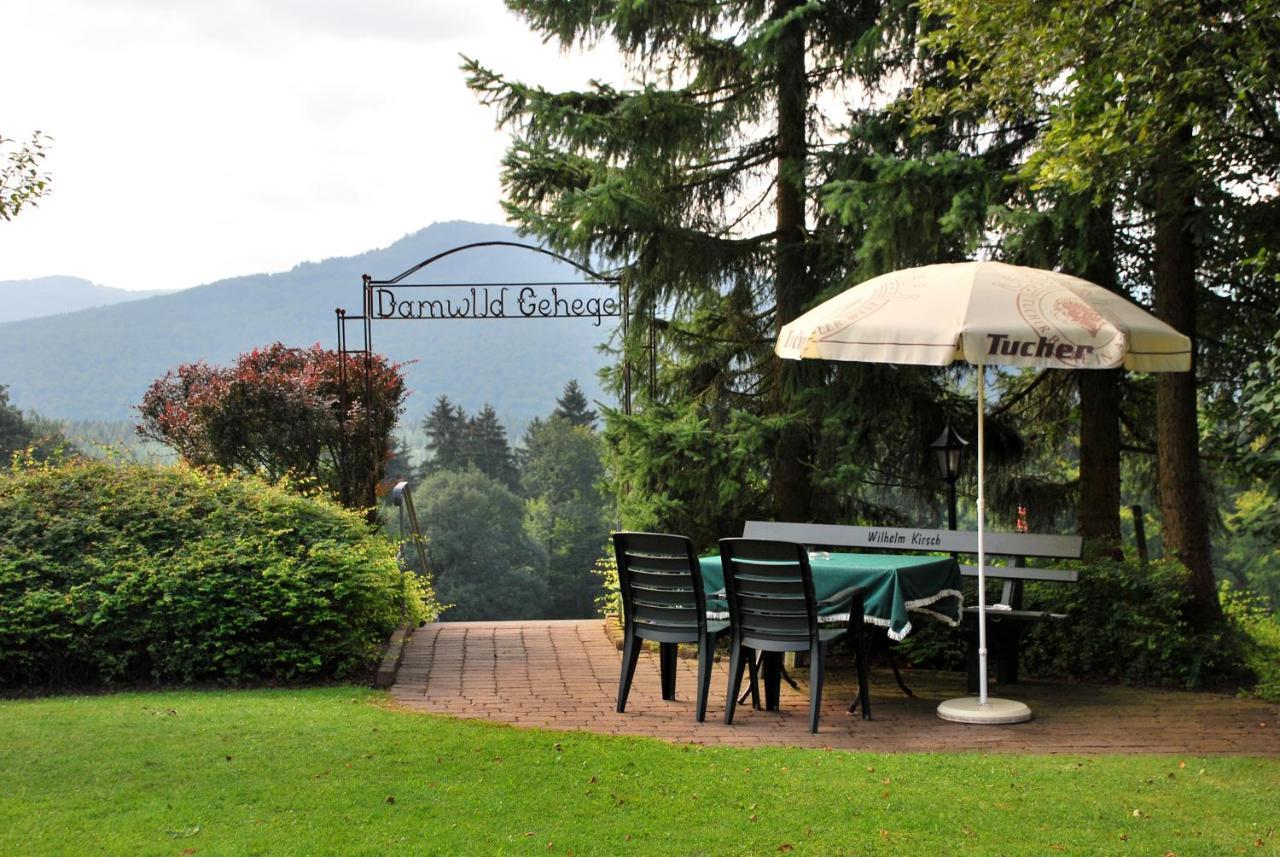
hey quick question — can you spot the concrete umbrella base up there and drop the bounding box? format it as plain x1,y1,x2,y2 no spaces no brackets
937,696,1033,724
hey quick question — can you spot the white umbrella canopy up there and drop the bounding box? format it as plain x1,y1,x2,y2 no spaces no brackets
778,261,1191,372
776,261,1191,723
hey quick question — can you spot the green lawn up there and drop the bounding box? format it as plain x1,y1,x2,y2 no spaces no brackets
1,688,1276,856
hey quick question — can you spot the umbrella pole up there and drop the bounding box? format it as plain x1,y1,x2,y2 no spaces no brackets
936,353,1030,724
977,355,989,706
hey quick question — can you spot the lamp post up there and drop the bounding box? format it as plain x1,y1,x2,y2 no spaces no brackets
930,424,968,530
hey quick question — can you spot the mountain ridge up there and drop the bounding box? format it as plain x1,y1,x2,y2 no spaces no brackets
0,276,173,324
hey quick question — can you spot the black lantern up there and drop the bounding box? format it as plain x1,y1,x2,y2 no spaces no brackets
930,424,968,530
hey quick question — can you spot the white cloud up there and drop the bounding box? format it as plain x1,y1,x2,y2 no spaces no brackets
0,0,625,291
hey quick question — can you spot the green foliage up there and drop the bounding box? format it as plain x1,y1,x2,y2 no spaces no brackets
1018,558,1245,689
1216,320,1280,571
605,402,773,549
1220,487,1280,609
0,459,435,686
1220,583,1280,703
592,553,621,617
411,469,549,620
522,407,609,617
899,558,1259,691
0,385,76,463
0,130,51,221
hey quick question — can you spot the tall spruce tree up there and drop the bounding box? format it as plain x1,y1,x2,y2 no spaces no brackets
419,395,467,477
553,380,597,429
468,1,995,542
468,404,521,492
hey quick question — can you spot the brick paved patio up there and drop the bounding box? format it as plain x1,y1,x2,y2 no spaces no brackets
389,619,1280,755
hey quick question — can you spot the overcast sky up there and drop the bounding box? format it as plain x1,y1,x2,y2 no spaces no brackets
0,0,624,291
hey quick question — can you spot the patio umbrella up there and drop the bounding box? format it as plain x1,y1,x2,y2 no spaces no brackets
776,260,1191,723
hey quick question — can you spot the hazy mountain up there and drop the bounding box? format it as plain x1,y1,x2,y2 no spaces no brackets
0,276,172,323
0,222,619,426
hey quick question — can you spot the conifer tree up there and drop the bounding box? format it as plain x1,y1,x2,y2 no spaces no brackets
419,395,467,477
468,404,521,492
468,1,987,539
553,380,596,429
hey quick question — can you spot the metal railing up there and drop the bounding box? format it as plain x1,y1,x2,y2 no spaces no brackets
391,480,429,578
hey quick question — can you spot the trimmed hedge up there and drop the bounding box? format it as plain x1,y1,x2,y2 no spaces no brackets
0,459,434,686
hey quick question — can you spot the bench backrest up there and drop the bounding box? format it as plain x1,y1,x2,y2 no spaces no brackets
742,521,1082,605
742,521,1081,560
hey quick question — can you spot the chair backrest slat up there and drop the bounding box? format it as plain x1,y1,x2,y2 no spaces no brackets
613,532,708,642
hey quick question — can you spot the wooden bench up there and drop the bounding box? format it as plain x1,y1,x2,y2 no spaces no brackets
742,521,1083,692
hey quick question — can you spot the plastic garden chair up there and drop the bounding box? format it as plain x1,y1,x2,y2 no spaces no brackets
719,537,870,733
613,531,756,722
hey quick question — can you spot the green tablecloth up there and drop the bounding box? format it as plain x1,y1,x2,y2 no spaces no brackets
698,552,963,641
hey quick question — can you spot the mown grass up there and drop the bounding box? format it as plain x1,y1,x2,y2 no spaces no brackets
1,688,1276,856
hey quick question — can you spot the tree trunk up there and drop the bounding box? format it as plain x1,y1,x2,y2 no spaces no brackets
771,0,814,522
1076,204,1123,558
1152,128,1220,623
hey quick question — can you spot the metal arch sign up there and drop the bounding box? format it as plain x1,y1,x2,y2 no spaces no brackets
370,283,620,326
334,240,636,428
354,240,622,326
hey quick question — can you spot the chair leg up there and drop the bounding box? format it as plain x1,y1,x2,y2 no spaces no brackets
696,632,715,723
724,639,745,725
659,642,677,701
617,629,642,713
808,642,825,734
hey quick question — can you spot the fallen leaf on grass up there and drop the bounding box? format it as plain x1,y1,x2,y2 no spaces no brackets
778,844,794,853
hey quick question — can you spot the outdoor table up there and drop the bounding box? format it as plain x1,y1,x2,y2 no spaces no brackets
699,551,964,710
